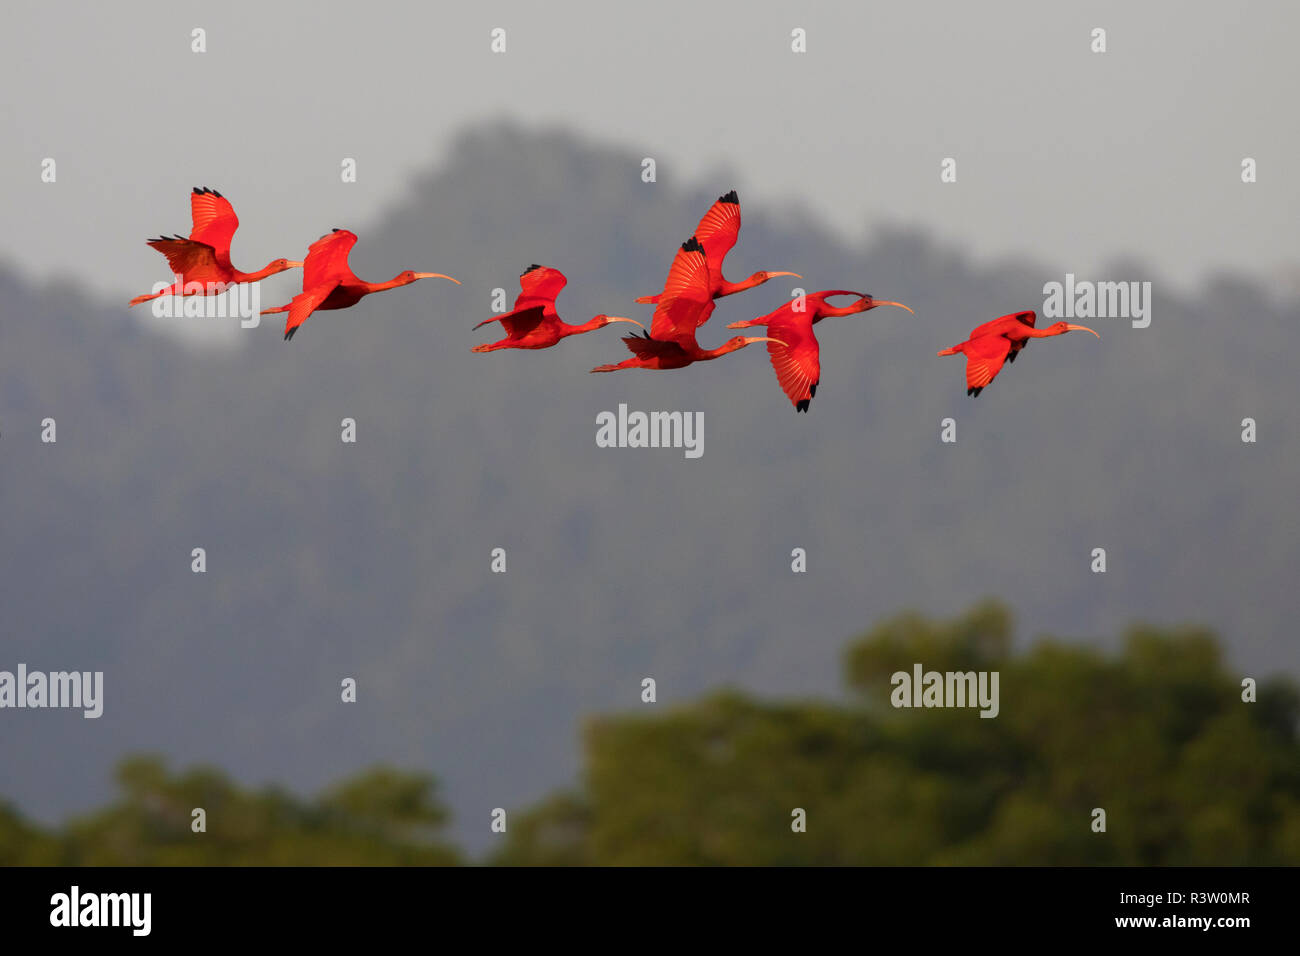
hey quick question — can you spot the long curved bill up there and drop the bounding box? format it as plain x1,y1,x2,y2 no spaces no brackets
873,300,914,314
286,261,305,269
415,272,461,284
1066,323,1100,338
767,272,802,280
745,336,788,347
606,316,646,328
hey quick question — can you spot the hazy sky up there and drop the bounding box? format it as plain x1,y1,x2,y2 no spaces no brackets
2,0,1297,304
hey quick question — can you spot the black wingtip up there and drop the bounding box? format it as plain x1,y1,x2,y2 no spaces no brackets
284,328,297,341
521,263,543,276
719,189,739,205
796,399,810,413
809,382,818,398
968,386,982,397
681,236,704,254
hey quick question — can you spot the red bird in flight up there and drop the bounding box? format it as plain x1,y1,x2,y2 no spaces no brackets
262,229,459,340
937,310,1099,396
728,290,913,412
635,191,801,309
592,237,784,373
129,187,302,306
472,265,643,352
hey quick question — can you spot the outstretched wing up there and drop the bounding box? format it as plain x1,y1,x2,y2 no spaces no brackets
282,280,341,341
764,314,821,411
145,236,226,285
514,264,567,311
473,305,550,339
695,190,741,276
303,229,359,288
964,334,1014,395
188,187,239,265
649,238,712,345
970,310,1035,340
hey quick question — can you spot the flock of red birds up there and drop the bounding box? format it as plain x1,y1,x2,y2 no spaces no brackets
130,187,1099,409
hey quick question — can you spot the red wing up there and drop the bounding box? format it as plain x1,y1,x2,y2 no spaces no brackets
303,230,359,288
188,188,239,263
473,305,551,339
970,310,1035,340
649,239,712,344
145,237,227,285
765,316,820,410
695,191,741,275
964,335,1014,391
282,280,341,341
515,265,567,310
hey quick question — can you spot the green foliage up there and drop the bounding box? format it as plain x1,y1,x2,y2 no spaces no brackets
0,756,461,866
3,604,1296,866
497,603,1300,865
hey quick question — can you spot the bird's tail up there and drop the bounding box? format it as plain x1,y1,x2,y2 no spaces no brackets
937,346,961,356
261,304,290,315
128,292,161,307
472,342,503,353
634,294,659,305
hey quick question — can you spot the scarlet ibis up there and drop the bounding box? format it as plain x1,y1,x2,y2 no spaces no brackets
591,237,784,373
471,265,643,352
937,310,1099,396
727,291,913,412
634,190,800,312
261,229,459,340
128,187,303,306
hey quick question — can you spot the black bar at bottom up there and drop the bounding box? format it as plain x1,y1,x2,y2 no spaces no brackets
0,866,1283,942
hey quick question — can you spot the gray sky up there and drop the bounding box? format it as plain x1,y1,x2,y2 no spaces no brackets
2,0,1297,308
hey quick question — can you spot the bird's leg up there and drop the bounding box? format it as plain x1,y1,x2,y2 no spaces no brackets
590,357,644,373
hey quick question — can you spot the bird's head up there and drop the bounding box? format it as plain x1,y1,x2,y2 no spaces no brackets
399,270,461,286
595,315,645,329
1046,321,1100,338
802,291,913,319
854,293,914,314
750,270,802,285
726,335,787,352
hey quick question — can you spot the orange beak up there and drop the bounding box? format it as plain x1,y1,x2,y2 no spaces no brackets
744,336,787,347
286,261,305,269
1066,324,1100,338
766,272,802,280
871,300,914,314
414,272,461,284
605,316,645,328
